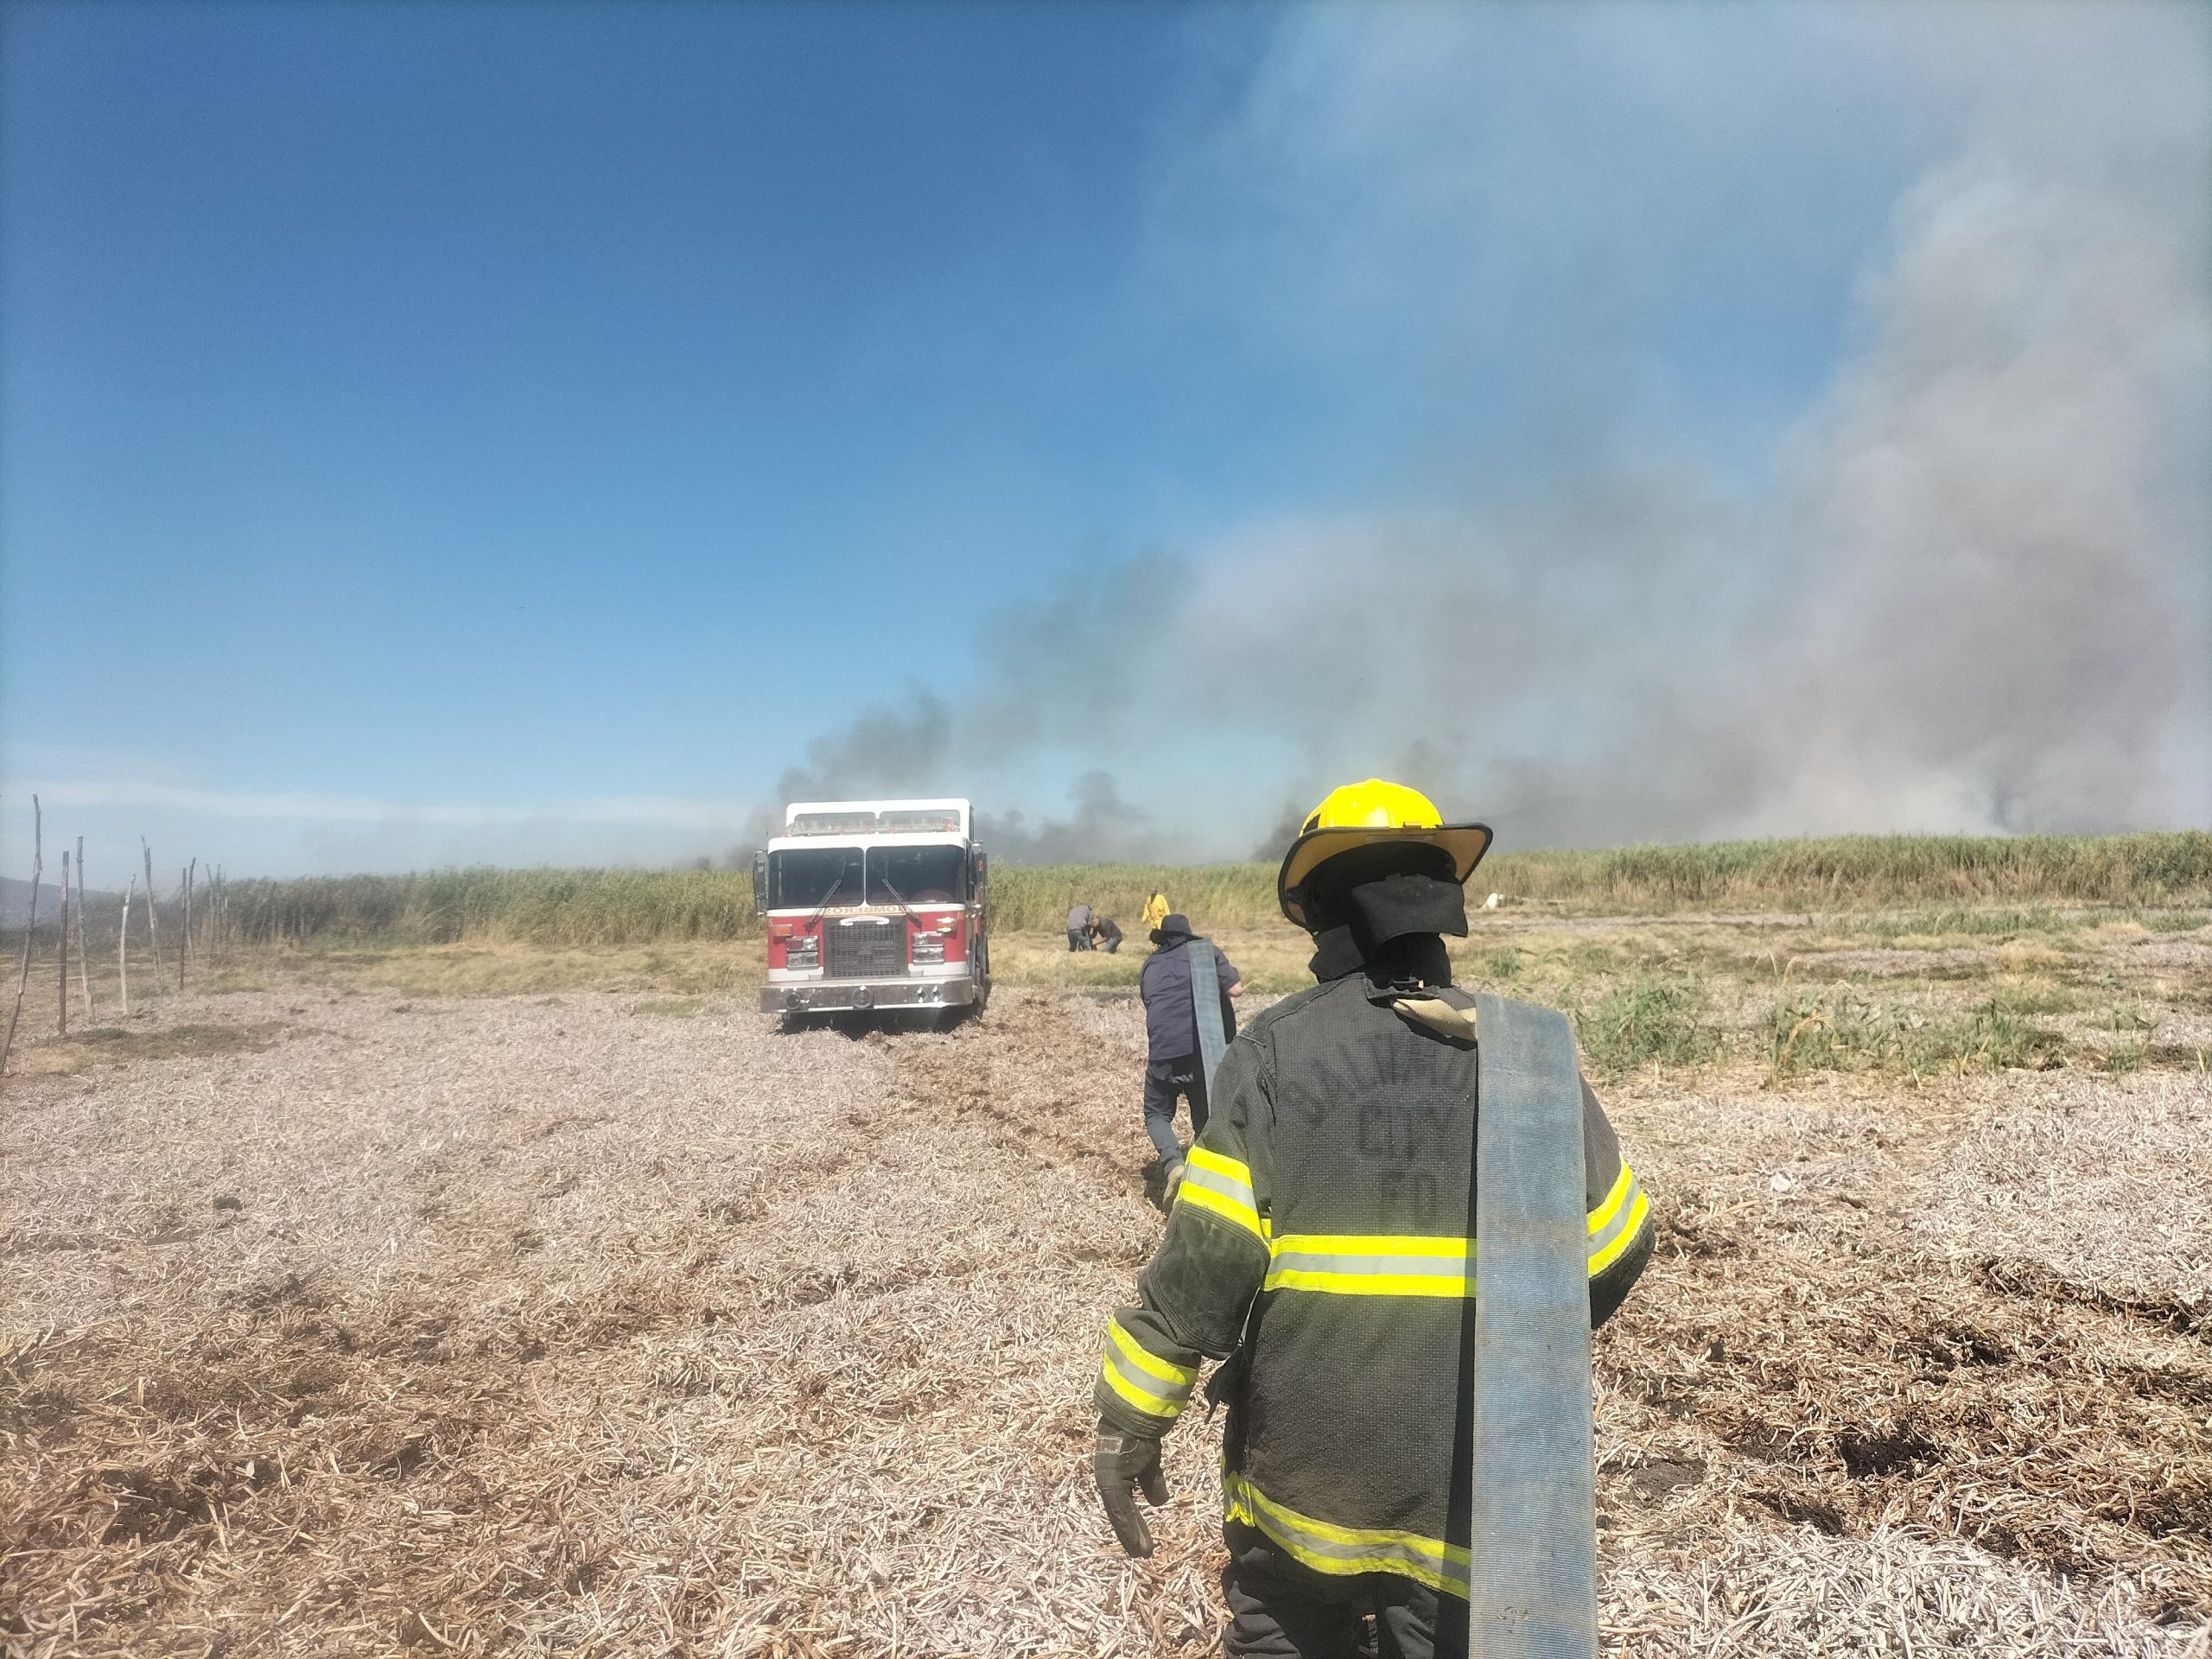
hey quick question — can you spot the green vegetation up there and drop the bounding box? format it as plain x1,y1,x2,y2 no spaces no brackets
1766,990,2067,1082
987,833,2211,931
91,864,2198,1084
1980,983,2088,1017
1513,832,2212,911
223,868,755,948
1573,976,1719,1078
2143,911,2210,933
2096,1002,2159,1033
1834,906,2076,942
157,832,2203,1084
210,831,2212,950
984,863,1295,933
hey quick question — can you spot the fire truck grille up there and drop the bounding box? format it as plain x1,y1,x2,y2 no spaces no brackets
825,918,906,978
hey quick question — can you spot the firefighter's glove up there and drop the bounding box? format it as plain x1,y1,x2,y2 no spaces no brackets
1093,1427,1169,1558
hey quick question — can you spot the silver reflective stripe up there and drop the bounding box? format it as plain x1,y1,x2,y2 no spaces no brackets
1585,1174,1644,1262
1179,1160,1250,1211
1190,940,1228,1096
1267,1248,1465,1280
1471,994,1599,1659
1103,1343,1187,1406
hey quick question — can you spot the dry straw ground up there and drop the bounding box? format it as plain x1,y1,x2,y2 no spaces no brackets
3,919,2209,1656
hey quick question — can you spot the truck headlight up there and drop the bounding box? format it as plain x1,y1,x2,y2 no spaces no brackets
910,934,944,965
786,938,819,970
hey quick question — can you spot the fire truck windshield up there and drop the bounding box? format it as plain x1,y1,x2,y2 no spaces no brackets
867,845,968,906
767,846,863,910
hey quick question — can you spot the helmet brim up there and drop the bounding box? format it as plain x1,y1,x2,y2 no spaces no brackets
1276,823,1493,930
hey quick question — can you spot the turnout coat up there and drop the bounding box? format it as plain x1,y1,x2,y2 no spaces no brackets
1096,969,1655,1599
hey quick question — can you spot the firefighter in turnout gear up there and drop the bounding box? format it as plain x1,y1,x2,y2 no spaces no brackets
1090,780,1656,1659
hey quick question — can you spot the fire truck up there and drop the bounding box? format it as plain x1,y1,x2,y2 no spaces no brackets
753,798,989,1021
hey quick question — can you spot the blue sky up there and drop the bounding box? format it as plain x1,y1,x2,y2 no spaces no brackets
3,2,2206,877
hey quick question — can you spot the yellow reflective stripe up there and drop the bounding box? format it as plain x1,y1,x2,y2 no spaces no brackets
1223,1471,1469,1598
1108,1316,1196,1389
1265,1234,1471,1297
1268,1268,1472,1297
1179,1181,1268,1238
1186,1146,1252,1187
1586,1185,1649,1275
1099,1317,1197,1421
1261,1181,1647,1295
1176,1146,1266,1241
1102,1357,1183,1418
1585,1162,1648,1274
1586,1163,1637,1236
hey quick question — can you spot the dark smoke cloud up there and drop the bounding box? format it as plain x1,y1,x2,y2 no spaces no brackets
980,772,1160,865
770,695,955,820
754,560,1201,857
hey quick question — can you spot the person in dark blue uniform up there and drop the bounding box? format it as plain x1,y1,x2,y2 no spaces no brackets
1135,912,1243,1188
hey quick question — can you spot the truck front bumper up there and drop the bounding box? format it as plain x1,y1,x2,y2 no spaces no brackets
760,976,979,1015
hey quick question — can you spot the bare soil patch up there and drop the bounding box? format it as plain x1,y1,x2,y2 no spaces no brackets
4,1020,287,1079
3,974,2208,1656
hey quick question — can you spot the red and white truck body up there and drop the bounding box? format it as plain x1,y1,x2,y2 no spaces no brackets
753,798,989,1017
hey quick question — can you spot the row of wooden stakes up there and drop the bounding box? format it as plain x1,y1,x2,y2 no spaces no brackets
0,792,226,1076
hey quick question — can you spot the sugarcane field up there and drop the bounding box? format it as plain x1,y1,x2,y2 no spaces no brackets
4,854,2209,1657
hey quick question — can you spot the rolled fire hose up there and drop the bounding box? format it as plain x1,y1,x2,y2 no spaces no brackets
1469,993,1599,1659
1189,938,1228,1096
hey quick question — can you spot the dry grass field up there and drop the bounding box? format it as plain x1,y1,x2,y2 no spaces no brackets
4,908,2209,1656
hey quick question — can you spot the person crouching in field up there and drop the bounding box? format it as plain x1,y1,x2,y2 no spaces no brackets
1136,913,1242,1192
1067,900,1095,951
1091,915,1123,954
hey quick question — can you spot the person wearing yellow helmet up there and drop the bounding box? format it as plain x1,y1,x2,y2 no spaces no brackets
1091,779,1655,1659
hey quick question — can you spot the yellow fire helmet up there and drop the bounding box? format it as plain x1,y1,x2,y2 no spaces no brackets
1276,779,1492,930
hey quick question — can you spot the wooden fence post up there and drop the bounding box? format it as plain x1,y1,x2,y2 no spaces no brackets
58,850,70,1038
3,796,42,1074
180,861,194,991
142,839,163,975
119,874,134,1017
75,836,92,1020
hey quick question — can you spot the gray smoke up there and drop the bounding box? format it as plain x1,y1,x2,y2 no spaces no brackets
770,695,955,818
979,772,1160,865
760,11,2211,862
757,558,1201,861
1763,144,2212,834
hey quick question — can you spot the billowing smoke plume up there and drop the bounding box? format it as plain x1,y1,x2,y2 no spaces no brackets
771,695,956,814
757,558,1198,859
981,772,1161,865
1765,144,2212,834
761,10,2211,862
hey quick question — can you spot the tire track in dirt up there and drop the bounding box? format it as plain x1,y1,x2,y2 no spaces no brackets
870,989,1161,1199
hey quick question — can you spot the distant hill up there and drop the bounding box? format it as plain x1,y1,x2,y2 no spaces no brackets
0,875,122,930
